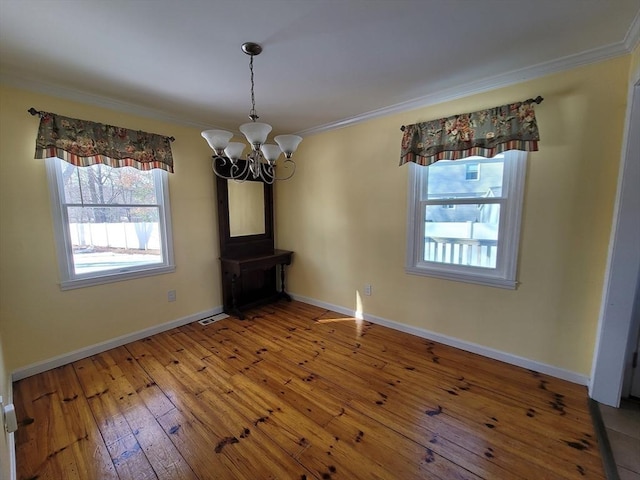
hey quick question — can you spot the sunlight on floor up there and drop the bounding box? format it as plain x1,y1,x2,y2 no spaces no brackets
308,290,367,339
355,290,364,320
316,316,364,339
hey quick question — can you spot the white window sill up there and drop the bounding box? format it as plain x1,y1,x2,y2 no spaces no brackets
60,264,176,290
405,265,517,289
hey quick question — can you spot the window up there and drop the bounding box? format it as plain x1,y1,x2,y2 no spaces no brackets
46,157,174,289
465,163,479,180
406,151,526,288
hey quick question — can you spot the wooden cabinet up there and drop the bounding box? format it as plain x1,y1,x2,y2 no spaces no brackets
215,160,293,319
220,249,292,319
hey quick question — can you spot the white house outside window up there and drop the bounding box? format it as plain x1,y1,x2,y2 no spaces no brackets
46,157,175,289
406,151,526,288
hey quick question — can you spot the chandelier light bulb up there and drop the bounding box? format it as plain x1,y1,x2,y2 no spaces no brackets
240,122,272,148
274,135,303,158
224,142,246,162
201,129,233,155
260,144,282,164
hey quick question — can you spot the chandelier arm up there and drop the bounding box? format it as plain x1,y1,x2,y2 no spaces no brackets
211,155,231,179
258,163,276,185
267,158,296,182
211,155,250,181
231,157,251,181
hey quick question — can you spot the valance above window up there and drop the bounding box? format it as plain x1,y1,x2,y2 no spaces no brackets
400,99,541,166
32,110,175,173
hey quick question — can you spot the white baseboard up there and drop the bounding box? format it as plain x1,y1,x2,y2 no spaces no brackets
11,306,223,382
290,293,589,386
11,296,590,387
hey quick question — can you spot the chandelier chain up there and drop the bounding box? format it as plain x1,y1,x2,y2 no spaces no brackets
249,54,258,121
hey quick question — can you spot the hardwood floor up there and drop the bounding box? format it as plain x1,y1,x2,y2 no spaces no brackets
14,301,605,479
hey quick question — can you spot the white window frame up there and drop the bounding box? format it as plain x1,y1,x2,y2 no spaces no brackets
45,157,175,290
405,151,527,289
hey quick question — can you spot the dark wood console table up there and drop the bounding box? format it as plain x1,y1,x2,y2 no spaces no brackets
220,249,293,319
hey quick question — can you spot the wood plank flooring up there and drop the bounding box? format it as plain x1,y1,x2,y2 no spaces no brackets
13,301,605,479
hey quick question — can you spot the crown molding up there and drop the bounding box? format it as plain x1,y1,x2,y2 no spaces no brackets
625,10,640,51
296,40,633,137
1,33,635,139
0,71,217,131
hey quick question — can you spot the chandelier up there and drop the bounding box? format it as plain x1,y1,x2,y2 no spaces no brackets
201,42,302,183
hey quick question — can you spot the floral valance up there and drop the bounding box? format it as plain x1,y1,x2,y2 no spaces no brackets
33,110,175,173
400,99,541,166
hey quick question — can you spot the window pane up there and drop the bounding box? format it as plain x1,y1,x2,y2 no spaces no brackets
68,206,163,275
62,164,158,205
46,157,174,289
406,151,526,288
426,157,504,200
424,203,501,268
465,163,479,180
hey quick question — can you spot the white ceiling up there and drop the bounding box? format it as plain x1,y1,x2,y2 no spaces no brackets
1,0,639,136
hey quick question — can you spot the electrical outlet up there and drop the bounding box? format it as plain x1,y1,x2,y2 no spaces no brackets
168,290,176,302
364,284,372,296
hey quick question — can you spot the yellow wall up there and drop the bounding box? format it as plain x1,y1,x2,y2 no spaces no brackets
276,56,630,376
0,86,222,372
0,53,631,382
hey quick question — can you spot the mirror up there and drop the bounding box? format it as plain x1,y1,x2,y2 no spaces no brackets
216,165,274,259
228,181,266,237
